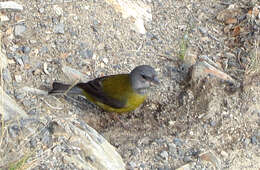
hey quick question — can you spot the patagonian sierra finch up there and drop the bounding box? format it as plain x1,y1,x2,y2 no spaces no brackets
49,65,159,113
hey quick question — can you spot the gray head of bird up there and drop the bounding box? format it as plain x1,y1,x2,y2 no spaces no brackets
130,65,159,94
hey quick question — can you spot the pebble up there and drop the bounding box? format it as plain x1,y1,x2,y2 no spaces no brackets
183,156,192,162
21,55,29,64
53,5,63,16
22,100,31,107
28,108,38,115
173,138,183,146
103,57,108,64
251,136,258,145
80,49,93,59
8,125,20,138
159,151,168,160
210,120,216,127
29,138,37,148
15,75,22,82
7,53,14,59
38,7,44,13
3,68,12,82
66,56,73,64
21,46,31,54
40,46,49,54
14,56,24,66
54,23,65,34
199,27,208,35
14,24,26,36
15,92,26,100
243,138,250,146
128,161,137,168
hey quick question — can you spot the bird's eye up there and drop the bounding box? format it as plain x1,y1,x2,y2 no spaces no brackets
141,75,147,80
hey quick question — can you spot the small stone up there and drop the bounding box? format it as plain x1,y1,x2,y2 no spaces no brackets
53,5,63,16
244,138,250,146
103,57,108,64
210,120,216,127
38,7,44,13
7,53,14,59
0,15,9,22
21,46,30,54
29,138,37,148
22,100,31,107
183,156,192,163
15,75,22,82
15,92,26,100
40,46,48,54
80,49,93,59
14,56,24,66
168,143,177,154
3,68,12,82
41,134,52,146
43,63,50,75
28,108,38,115
173,138,183,146
199,27,208,35
159,151,168,160
53,23,65,34
66,56,73,64
220,150,228,157
14,24,26,36
128,161,137,168
21,55,29,64
8,125,20,138
251,136,258,145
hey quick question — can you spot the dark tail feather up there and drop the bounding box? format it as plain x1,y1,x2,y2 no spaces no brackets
48,82,83,95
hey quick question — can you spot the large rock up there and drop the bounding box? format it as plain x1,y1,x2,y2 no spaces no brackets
0,86,28,121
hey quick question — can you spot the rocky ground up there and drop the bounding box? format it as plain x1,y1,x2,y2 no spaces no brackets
0,0,260,169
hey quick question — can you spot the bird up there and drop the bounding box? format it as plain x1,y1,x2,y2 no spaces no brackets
49,65,159,113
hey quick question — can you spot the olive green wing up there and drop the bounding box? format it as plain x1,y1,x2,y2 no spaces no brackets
76,74,131,108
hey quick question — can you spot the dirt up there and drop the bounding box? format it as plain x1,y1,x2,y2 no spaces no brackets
1,0,260,169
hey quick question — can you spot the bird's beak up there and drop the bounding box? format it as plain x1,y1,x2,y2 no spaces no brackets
151,76,160,85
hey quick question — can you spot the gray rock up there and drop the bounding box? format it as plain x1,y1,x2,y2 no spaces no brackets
251,136,258,145
29,138,37,148
14,56,24,66
28,108,38,115
128,161,137,168
159,151,168,160
40,46,49,54
8,124,20,138
0,86,28,121
183,156,192,162
41,133,52,147
54,23,65,34
3,68,12,82
80,49,93,59
14,24,26,36
210,120,216,127
66,56,73,64
22,100,31,107
39,7,44,13
21,46,31,54
243,138,250,147
21,55,29,64
173,138,183,146
199,27,208,35
14,75,22,82
7,53,14,59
